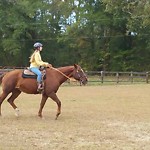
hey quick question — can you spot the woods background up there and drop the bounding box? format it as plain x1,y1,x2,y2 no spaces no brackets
0,0,150,72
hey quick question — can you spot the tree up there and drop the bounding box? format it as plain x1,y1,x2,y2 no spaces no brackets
0,0,150,71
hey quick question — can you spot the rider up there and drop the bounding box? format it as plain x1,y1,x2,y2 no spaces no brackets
29,42,52,92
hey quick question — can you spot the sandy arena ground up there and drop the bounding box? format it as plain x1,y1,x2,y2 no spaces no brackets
0,84,150,150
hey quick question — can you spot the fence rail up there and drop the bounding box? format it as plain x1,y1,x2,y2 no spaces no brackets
0,66,25,76
86,71,150,84
0,67,150,84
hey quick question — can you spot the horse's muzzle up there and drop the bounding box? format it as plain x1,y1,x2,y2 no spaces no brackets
81,76,88,85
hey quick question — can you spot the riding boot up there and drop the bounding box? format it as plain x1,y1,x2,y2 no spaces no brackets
37,82,43,92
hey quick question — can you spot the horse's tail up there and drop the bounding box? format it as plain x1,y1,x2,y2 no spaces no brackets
0,73,6,85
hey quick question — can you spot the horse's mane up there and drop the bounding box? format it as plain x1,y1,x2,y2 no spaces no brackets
56,66,74,72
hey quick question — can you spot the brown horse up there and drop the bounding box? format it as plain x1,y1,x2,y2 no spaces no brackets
0,64,87,119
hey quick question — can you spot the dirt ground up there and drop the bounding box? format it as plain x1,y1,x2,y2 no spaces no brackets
0,84,150,150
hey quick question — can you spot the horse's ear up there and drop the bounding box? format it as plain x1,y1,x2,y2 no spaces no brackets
74,64,78,69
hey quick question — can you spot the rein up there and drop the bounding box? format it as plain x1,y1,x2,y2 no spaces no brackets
52,67,72,81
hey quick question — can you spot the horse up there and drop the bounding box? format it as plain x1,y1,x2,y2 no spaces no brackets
0,64,88,119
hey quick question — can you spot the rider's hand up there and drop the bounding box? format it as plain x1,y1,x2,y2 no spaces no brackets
47,64,52,69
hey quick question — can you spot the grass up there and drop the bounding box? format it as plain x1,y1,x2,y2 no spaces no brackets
0,84,150,150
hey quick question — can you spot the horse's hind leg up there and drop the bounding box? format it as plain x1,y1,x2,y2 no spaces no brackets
48,92,61,120
7,89,21,117
0,92,9,116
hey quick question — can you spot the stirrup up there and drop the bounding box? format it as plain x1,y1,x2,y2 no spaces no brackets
37,83,44,92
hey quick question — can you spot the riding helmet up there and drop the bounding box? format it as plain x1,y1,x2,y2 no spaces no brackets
33,42,43,48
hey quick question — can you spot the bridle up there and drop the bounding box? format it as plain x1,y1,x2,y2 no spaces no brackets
73,68,87,85
52,67,87,85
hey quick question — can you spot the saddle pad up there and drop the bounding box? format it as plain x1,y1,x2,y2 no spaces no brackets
22,69,37,79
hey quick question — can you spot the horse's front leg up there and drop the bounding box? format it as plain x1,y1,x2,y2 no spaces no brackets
38,94,48,118
48,92,61,120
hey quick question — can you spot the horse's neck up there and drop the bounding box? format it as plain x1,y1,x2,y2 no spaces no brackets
56,66,74,84
58,66,74,78
46,66,74,85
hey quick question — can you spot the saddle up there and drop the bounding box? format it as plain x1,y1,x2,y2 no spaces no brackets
22,67,46,80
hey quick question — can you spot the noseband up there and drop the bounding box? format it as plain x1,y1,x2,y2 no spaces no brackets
74,69,87,85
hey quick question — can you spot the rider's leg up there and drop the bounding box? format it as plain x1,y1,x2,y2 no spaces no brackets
30,67,43,91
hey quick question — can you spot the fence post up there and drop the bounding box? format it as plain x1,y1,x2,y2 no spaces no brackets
101,71,104,84
116,72,119,83
146,72,149,83
130,71,133,83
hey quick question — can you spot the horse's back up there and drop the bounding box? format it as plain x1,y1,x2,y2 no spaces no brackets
3,69,22,81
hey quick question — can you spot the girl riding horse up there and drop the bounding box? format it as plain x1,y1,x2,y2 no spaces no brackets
29,42,52,92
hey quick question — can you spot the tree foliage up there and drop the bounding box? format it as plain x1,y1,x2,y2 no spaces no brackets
0,0,150,71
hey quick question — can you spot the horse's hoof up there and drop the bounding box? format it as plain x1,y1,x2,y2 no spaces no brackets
55,113,60,120
15,108,20,117
38,114,42,118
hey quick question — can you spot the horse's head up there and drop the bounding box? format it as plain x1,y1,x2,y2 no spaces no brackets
73,64,88,85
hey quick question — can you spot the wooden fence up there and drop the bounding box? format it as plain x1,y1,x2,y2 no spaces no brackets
86,71,150,84
0,66,25,76
0,66,150,84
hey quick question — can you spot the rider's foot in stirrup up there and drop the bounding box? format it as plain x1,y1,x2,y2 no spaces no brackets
37,83,43,93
